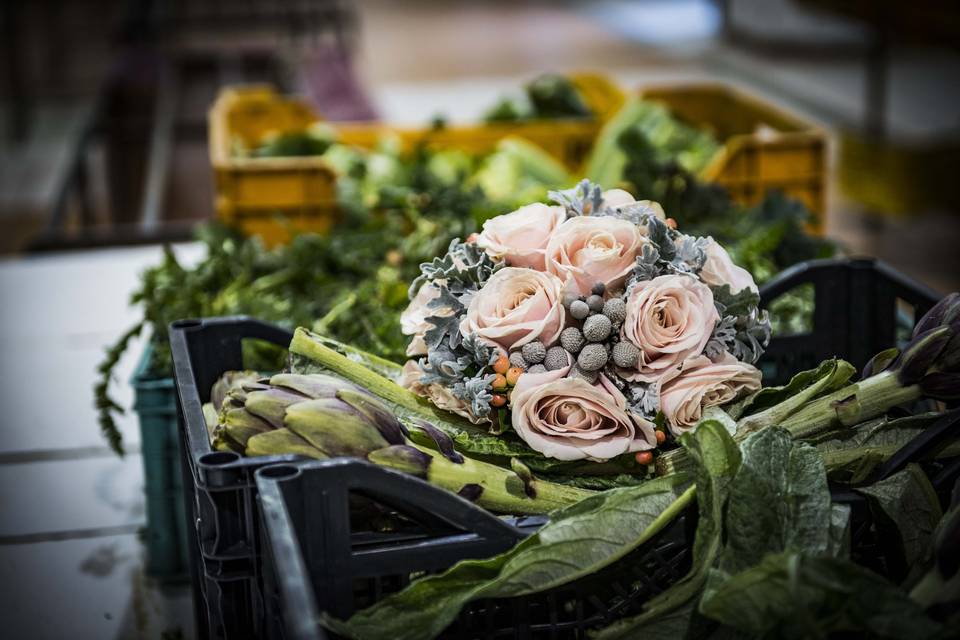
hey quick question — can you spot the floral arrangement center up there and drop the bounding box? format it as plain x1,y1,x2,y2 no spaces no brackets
401,180,770,462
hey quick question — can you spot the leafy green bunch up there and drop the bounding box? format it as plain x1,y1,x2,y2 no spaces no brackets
327,420,958,640
95,147,503,455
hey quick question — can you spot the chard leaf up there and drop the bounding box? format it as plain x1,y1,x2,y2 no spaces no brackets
727,358,854,421
719,427,831,574
593,421,741,639
815,413,940,482
910,481,960,609
699,553,942,639
326,474,693,640
856,464,943,567
733,359,856,436
813,412,939,452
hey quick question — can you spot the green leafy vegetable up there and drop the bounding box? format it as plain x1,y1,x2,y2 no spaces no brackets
857,464,943,567
716,428,831,576
593,422,741,640
699,552,942,639
727,358,855,422
326,474,693,640
483,73,592,123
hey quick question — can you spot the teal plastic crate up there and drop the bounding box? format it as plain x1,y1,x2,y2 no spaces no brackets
131,344,189,581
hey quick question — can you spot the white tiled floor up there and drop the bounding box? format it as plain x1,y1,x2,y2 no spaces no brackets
0,244,202,639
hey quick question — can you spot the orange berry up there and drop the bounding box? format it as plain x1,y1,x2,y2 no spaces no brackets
493,355,510,375
665,217,677,229
635,451,654,465
505,367,523,386
655,430,666,445
491,394,507,408
492,374,508,391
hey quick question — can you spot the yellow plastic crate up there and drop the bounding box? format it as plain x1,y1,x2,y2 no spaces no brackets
332,73,626,168
208,74,625,244
208,86,341,246
640,84,827,233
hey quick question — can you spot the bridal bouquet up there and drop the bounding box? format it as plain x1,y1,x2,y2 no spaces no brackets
400,180,771,463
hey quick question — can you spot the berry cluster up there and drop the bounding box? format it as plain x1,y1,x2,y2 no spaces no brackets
506,282,641,385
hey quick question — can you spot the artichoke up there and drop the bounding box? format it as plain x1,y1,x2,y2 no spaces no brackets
210,373,592,514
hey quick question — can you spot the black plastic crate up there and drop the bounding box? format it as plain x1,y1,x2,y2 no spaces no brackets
255,459,692,640
170,258,945,639
171,317,302,639
256,407,960,640
758,257,940,385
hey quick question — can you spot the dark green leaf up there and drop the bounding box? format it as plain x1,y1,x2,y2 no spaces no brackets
719,428,831,574
699,553,942,639
325,474,692,640
593,421,741,639
857,464,943,567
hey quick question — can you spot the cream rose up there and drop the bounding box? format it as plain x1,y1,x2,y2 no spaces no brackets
659,353,762,436
601,189,637,209
476,203,565,271
699,237,758,294
621,274,719,383
459,267,566,351
399,360,484,424
400,283,455,357
545,215,647,296
511,365,657,461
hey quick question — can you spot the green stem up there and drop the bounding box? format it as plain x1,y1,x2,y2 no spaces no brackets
305,332,403,381
410,443,596,514
735,359,856,438
313,291,358,333
780,372,919,439
290,327,488,436
657,371,921,477
821,439,960,472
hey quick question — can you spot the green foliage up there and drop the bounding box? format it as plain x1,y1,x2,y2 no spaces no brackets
856,464,943,567
711,429,831,577
482,73,592,123
599,423,743,640
96,146,506,453
699,552,941,639
726,358,855,421
325,474,692,640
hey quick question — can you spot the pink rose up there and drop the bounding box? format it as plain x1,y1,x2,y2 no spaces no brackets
699,237,758,294
511,364,656,461
459,267,566,351
601,189,637,209
621,274,719,383
400,283,455,357
659,353,762,436
545,216,647,296
476,203,566,271
400,360,486,424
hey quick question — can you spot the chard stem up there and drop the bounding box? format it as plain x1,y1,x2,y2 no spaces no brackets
780,372,919,439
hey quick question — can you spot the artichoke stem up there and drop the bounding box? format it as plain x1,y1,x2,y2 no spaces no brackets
408,443,594,515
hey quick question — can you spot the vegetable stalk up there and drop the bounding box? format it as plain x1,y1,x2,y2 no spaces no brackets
658,293,960,476
215,372,594,514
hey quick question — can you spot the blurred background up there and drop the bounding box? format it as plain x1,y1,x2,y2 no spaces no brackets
0,0,958,638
